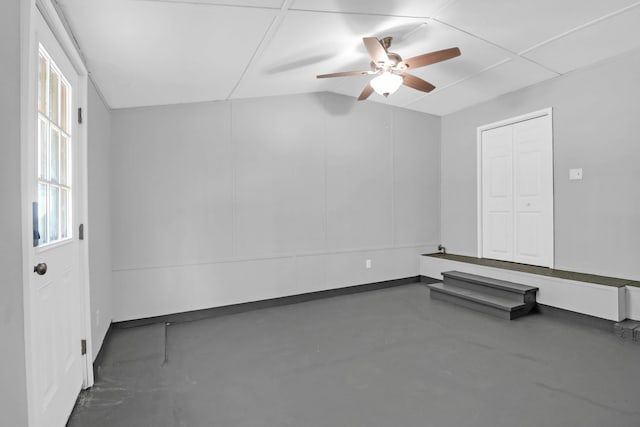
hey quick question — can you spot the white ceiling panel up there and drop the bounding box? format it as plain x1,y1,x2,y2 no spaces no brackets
58,0,276,108
56,0,640,114
436,0,640,53
405,57,559,116
290,0,454,18
523,5,640,74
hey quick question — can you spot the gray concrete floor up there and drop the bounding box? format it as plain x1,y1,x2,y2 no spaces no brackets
68,284,640,427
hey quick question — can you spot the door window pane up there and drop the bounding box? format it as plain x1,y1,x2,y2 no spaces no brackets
38,183,48,245
60,189,68,239
39,119,48,180
50,128,59,183
38,55,47,114
61,82,68,133
49,68,59,124
49,186,59,242
60,135,68,186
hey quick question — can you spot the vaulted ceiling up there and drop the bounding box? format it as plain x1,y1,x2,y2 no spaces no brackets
57,0,640,115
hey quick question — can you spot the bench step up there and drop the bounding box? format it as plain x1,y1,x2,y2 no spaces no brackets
429,271,538,320
442,271,537,294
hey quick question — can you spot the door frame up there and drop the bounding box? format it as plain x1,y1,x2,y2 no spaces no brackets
20,0,94,423
476,107,554,267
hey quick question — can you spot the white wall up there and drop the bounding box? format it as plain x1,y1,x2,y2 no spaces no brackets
87,81,113,357
111,93,441,321
0,0,29,424
441,49,640,281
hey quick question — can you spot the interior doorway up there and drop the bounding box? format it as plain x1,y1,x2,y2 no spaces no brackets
477,108,554,268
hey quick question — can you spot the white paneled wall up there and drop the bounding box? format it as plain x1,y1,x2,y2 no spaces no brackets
111,93,440,321
441,48,640,281
233,96,326,257
87,82,113,356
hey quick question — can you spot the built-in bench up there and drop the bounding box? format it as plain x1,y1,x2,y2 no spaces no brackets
420,253,640,323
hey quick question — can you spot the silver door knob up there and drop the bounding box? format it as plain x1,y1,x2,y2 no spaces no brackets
33,263,47,275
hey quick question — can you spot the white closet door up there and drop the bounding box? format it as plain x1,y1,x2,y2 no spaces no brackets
512,115,553,267
481,125,514,262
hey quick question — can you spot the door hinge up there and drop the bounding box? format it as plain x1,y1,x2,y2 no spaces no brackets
79,223,84,240
81,339,87,355
78,107,83,124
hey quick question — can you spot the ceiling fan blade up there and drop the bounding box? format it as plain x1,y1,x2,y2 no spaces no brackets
400,73,436,93
363,37,389,64
316,70,373,79
398,47,461,70
357,83,374,101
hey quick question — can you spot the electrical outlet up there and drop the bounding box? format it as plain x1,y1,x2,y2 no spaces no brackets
366,259,372,269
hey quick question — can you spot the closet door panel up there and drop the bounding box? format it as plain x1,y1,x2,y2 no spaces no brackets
513,115,553,267
481,125,514,262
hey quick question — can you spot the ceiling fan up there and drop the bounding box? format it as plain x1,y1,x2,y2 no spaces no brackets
317,36,461,101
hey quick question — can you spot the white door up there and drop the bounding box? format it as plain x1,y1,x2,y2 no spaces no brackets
482,125,514,261
479,111,554,268
26,11,84,427
513,116,553,267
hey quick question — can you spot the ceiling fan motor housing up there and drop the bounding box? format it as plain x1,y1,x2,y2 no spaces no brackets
371,52,402,71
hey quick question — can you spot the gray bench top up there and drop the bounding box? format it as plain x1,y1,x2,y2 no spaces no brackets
424,253,634,288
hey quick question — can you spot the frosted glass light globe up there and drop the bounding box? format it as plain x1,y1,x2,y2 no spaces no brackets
370,72,403,97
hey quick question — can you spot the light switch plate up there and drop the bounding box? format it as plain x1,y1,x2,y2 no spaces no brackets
569,168,583,180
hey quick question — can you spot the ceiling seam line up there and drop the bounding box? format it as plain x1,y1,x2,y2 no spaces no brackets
428,20,561,77
225,0,293,99
401,59,512,108
430,18,519,56
133,0,281,12
286,7,432,20
224,15,279,100
517,57,562,76
424,18,564,97
431,0,463,17
518,2,640,56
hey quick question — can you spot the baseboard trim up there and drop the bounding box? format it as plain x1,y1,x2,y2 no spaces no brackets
533,304,614,332
114,276,423,329
420,275,440,284
92,322,114,379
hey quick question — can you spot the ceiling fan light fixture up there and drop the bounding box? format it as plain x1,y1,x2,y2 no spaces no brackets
370,72,403,97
